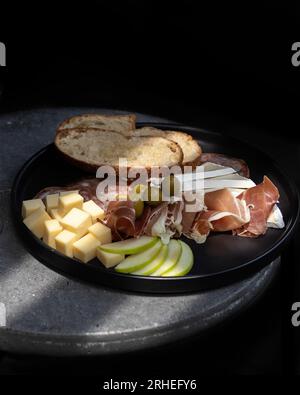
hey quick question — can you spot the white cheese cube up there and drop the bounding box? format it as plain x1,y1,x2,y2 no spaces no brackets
73,233,100,263
96,248,124,268
22,199,45,218
43,219,63,248
60,190,79,196
23,207,51,238
82,200,105,223
88,222,112,244
45,194,59,213
49,208,64,223
55,229,78,257
58,192,83,216
61,208,92,238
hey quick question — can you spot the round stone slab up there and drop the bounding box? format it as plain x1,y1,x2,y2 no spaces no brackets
0,108,280,356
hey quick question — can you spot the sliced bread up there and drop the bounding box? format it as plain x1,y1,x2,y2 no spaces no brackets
57,113,136,136
134,127,202,167
55,128,183,173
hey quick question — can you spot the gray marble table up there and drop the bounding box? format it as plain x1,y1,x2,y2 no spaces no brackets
0,108,280,356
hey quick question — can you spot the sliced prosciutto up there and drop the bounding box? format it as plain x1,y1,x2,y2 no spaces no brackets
187,176,280,242
103,200,136,240
203,188,250,231
144,202,184,244
234,176,280,237
103,200,155,240
184,188,251,243
35,169,282,244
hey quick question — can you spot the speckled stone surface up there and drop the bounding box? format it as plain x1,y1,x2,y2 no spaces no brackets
0,108,280,356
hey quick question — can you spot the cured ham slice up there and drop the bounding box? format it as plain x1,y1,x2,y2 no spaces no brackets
133,205,152,237
104,200,136,240
182,210,198,235
144,203,169,235
184,188,251,243
189,216,213,244
197,188,250,229
143,201,185,244
197,206,249,232
234,176,279,237
165,201,184,235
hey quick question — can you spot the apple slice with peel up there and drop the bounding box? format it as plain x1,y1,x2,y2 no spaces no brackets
99,236,158,255
132,245,168,276
150,239,181,276
115,240,162,273
162,240,194,277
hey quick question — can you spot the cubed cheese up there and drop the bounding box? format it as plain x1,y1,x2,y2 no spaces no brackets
96,248,124,268
60,190,79,196
58,192,83,216
73,233,100,263
23,207,51,238
45,194,59,213
22,199,45,218
88,222,112,244
61,208,92,237
82,200,105,223
55,229,78,257
49,208,64,223
43,219,63,248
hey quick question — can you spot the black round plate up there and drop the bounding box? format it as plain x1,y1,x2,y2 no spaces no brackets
11,123,299,293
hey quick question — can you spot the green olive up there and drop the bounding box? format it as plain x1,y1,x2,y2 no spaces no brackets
129,184,148,201
133,184,142,194
133,199,144,218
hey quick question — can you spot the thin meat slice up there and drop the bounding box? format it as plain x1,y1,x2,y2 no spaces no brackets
184,211,212,244
181,210,198,235
199,153,250,178
133,205,152,237
143,202,185,244
234,176,279,237
185,188,251,243
103,200,136,240
166,201,185,235
202,188,250,231
144,203,169,235
103,200,160,240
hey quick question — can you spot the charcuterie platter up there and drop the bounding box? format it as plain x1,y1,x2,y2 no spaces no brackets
11,115,299,293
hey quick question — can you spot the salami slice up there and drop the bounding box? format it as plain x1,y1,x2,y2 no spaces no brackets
199,153,250,178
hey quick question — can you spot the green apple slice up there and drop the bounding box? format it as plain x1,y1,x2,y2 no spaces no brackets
150,239,181,276
132,245,168,276
115,240,162,273
99,236,158,255
162,240,194,277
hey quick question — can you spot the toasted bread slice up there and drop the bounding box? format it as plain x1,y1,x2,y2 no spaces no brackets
134,127,202,167
55,128,183,173
57,114,136,136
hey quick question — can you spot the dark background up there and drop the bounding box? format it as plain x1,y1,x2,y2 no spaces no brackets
0,2,299,376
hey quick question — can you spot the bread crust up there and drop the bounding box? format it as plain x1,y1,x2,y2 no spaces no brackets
55,128,183,174
134,127,202,168
56,113,136,136
165,130,202,167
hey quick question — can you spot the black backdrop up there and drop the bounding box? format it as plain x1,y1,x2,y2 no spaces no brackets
0,2,299,376
1,2,300,133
